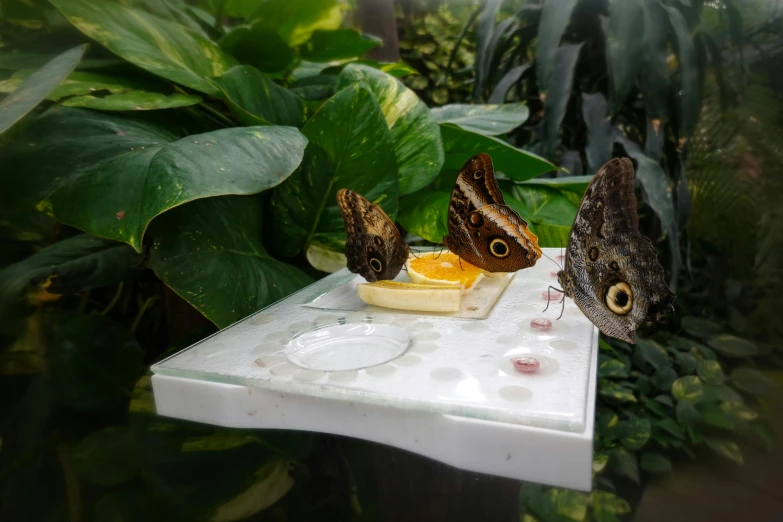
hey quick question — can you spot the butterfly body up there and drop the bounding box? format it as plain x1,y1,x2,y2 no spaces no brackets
558,158,675,343
337,188,409,282
443,153,542,272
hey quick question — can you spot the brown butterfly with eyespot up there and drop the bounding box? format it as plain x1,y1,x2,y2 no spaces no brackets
337,188,410,282
555,157,675,344
443,153,542,272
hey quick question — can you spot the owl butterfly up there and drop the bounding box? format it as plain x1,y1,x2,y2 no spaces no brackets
336,188,409,282
556,158,676,344
443,153,542,272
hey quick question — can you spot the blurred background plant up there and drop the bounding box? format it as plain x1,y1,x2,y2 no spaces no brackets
0,0,781,521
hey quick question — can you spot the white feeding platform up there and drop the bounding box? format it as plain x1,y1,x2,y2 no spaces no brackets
151,248,599,491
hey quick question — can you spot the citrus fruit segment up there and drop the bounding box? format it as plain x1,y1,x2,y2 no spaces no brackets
357,281,461,312
406,252,484,291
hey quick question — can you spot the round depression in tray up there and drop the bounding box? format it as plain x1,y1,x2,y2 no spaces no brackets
285,323,411,371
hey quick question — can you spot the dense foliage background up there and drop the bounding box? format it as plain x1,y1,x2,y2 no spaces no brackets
0,0,781,521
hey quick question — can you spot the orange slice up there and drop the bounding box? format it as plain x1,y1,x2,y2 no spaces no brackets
405,252,485,291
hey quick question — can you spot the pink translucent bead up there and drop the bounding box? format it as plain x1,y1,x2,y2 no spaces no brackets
556,255,565,262
512,357,540,373
530,319,553,331
550,271,559,277
542,289,563,300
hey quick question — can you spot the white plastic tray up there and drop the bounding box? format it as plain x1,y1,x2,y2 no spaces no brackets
151,248,599,490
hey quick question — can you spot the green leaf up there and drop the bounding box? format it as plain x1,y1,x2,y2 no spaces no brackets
652,366,678,391
676,399,701,426
300,29,380,62
148,196,313,329
525,486,590,522
675,352,698,374
699,403,735,430
62,92,202,111
51,0,235,96
4,108,306,251
696,360,724,385
74,426,141,486
338,64,444,195
94,488,186,522
592,453,610,474
644,398,670,417
720,401,758,423
397,190,449,244
218,22,295,74
598,356,629,379
0,69,131,101
50,315,143,411
702,384,743,404
0,234,141,316
591,490,631,518
215,65,305,126
430,103,529,136
708,335,759,358
609,448,640,483
640,0,670,119
681,316,723,338
599,379,637,403
581,93,613,172
706,438,743,464
640,453,672,474
671,375,704,403
730,367,774,395
247,0,342,46
270,84,397,258
0,44,86,136
618,418,651,451
656,417,686,440
615,136,675,235
752,420,775,452
606,0,645,109
536,0,579,98
507,184,578,226
542,43,583,157
441,124,556,181
660,2,699,138
637,338,670,369
211,459,295,522
517,176,593,207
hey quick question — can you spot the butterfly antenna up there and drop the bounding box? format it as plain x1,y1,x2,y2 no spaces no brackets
541,251,561,270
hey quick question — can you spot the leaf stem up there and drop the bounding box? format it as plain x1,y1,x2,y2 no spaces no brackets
131,296,160,334
100,282,124,316
199,101,235,127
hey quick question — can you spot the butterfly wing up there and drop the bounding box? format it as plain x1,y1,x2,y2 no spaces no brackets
337,189,409,282
559,158,675,343
444,203,542,272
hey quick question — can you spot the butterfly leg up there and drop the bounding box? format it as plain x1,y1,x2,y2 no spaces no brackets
542,286,564,313
557,293,566,320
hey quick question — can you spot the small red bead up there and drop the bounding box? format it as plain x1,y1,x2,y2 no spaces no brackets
512,357,540,373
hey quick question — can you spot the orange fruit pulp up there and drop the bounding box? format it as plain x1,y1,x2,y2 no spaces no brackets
405,252,485,291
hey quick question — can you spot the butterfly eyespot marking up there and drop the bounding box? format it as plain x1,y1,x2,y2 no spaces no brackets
609,261,620,271
473,169,484,180
468,212,484,228
489,238,510,258
369,257,383,273
588,246,599,261
605,281,633,315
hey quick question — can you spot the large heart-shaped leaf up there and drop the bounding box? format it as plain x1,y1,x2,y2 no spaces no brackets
606,0,645,109
148,196,313,328
661,2,699,139
581,93,613,172
441,124,556,181
641,0,670,119
73,426,141,487
3,108,307,251
270,83,397,258
536,0,579,98
215,65,305,126
52,0,235,96
0,44,86,136
430,102,529,136
338,64,443,195
63,91,202,111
